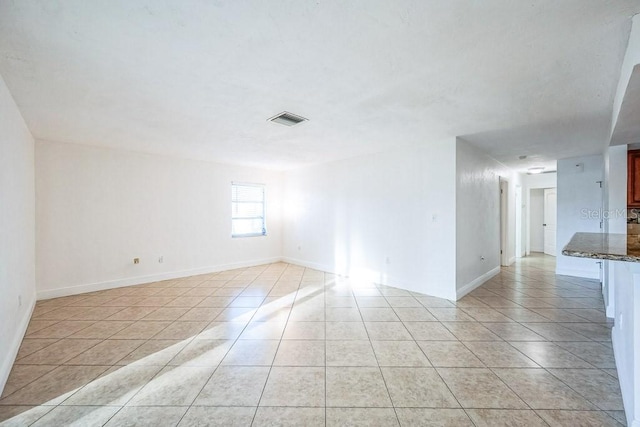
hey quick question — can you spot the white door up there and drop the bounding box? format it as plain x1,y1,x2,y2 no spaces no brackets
543,188,557,256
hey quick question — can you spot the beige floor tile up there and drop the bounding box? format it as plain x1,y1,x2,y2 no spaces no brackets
536,409,623,426
238,320,286,340
555,341,616,368
465,409,548,426
110,321,171,339
326,367,392,407
177,307,223,322
427,308,476,322
14,338,58,360
0,365,57,398
404,322,457,341
197,321,246,340
326,321,369,340
325,307,361,321
221,340,279,365
415,296,455,308
168,339,232,367
495,308,551,322
394,307,438,322
32,306,92,321
493,368,596,410
359,308,400,321
68,320,133,339
127,366,214,406
62,365,162,405
282,321,325,340
260,366,325,406
16,338,101,365
24,320,60,336
26,321,96,339
105,406,188,427
31,405,120,427
520,322,590,341
215,307,257,322
178,406,256,427
117,339,188,366
381,367,459,408
326,408,398,426
152,321,208,340
463,341,539,367
437,368,527,409
193,366,270,406
395,408,473,426
142,307,191,321
371,341,430,367
68,306,126,321
0,365,109,406
417,341,484,367
548,368,624,410
274,340,325,366
196,296,236,307
254,407,324,426
441,322,502,341
563,322,612,342
481,322,546,341
105,306,157,321
65,339,145,365
365,322,413,340
325,296,357,307
509,341,593,368
460,308,515,322
326,340,378,366
0,405,53,425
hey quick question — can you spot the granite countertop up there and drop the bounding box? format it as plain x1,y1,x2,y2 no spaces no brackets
562,232,640,262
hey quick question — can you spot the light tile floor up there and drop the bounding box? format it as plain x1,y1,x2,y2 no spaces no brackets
0,254,627,426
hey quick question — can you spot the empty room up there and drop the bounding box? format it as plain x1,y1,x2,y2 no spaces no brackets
1,1,640,426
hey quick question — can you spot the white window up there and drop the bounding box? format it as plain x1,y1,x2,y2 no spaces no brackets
231,182,266,237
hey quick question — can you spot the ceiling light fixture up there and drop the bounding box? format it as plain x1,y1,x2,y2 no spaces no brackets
268,111,307,127
528,167,545,174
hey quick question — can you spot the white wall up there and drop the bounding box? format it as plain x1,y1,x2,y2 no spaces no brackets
282,138,458,300
455,138,518,297
556,155,603,279
0,75,36,393
529,189,545,252
35,141,283,298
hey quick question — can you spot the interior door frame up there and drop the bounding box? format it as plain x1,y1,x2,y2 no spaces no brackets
500,178,509,266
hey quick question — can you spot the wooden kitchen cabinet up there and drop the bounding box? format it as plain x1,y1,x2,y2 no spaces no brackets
628,150,640,208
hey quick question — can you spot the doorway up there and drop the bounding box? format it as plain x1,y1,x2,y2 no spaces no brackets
528,187,557,256
500,178,509,266
543,188,557,256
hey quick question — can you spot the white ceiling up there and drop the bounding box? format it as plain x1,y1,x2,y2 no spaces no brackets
0,1,638,171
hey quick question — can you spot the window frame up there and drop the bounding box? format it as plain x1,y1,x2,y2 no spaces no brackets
231,182,267,238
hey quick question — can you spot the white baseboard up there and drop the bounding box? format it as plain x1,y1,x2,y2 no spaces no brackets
37,257,283,300
508,256,516,265
282,257,456,301
0,295,35,395
555,268,600,280
456,266,501,299
281,257,339,277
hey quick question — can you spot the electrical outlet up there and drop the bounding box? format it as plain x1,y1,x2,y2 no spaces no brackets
158,256,163,263
18,295,22,307
134,258,140,264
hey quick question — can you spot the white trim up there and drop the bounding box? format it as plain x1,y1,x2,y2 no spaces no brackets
281,257,457,301
456,266,501,299
508,256,516,266
281,257,342,277
555,267,600,280
0,296,35,394
36,257,282,300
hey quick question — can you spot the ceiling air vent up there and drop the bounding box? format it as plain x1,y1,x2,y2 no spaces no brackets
269,111,307,127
